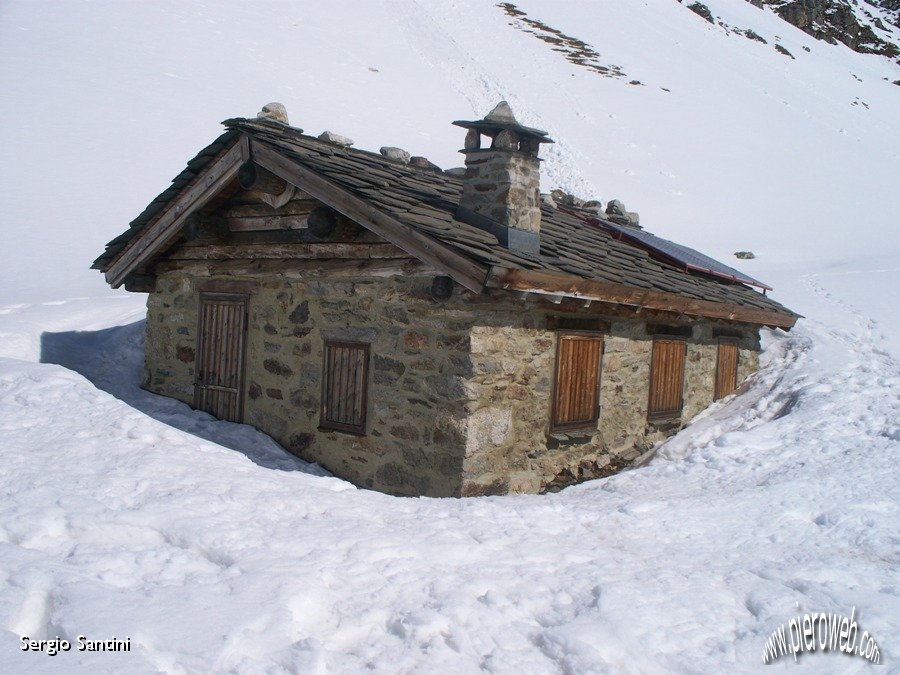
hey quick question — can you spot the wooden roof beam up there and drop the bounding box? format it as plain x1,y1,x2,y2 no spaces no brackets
485,266,798,329
105,136,247,287
249,139,488,293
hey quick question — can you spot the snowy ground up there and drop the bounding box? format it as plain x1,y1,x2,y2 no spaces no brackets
0,266,896,674
1,0,898,672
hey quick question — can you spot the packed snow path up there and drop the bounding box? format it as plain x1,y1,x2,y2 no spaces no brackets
0,297,896,673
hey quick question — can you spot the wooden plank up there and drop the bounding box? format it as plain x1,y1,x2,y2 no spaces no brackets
154,257,432,278
320,340,369,434
228,214,309,232
106,137,246,287
197,279,258,294
225,200,317,218
193,294,248,423
123,273,156,293
485,266,797,329
550,332,603,431
648,338,686,419
250,139,488,293
167,242,408,261
715,340,739,400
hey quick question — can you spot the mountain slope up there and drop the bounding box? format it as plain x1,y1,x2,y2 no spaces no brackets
0,2,897,671
0,0,897,305
744,0,900,58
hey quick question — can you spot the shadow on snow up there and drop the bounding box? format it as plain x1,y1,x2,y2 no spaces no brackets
40,319,327,476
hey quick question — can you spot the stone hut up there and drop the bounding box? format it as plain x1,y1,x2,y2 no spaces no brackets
93,102,797,497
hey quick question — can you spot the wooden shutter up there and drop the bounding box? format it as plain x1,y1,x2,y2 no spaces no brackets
320,340,370,434
714,340,739,400
551,332,604,432
648,338,686,420
194,293,248,422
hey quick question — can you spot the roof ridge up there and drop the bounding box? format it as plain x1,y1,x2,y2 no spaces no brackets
223,117,460,181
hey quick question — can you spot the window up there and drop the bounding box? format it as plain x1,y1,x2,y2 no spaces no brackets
550,331,604,432
648,337,687,420
714,339,739,400
320,340,370,434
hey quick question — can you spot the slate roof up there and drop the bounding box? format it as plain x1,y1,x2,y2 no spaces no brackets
94,118,795,322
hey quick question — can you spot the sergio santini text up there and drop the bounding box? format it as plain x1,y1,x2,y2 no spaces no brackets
20,635,131,655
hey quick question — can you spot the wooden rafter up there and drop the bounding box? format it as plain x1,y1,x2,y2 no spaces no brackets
105,137,246,287
166,242,409,261
485,267,797,329
249,139,489,293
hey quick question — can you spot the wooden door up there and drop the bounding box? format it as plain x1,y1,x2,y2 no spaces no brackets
194,293,248,422
714,340,739,400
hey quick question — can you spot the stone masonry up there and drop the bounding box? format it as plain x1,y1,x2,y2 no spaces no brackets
459,150,542,234
144,267,759,498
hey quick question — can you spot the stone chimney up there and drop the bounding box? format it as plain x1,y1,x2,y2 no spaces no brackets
453,102,553,255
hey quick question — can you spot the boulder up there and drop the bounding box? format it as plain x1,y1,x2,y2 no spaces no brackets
409,156,442,172
606,199,627,217
380,146,411,164
484,100,519,124
256,102,289,124
317,131,354,146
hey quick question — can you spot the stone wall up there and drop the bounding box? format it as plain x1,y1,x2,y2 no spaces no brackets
144,268,761,498
145,267,479,497
460,307,760,495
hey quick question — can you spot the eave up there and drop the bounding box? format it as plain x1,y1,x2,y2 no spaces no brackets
485,267,798,329
103,132,489,294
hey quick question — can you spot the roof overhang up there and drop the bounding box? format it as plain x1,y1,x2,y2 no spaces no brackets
485,266,798,329
105,135,250,288
103,132,489,293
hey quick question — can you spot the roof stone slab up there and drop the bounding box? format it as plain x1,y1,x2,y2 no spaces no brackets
93,118,796,327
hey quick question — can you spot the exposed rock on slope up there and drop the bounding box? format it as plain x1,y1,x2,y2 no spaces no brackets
747,0,899,58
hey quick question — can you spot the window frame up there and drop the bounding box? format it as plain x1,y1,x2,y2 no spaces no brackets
319,339,371,435
647,336,688,421
549,329,605,434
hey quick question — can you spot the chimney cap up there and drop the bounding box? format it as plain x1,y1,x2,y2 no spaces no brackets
453,100,553,144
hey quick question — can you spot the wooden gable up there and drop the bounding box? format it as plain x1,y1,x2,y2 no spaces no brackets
104,131,488,294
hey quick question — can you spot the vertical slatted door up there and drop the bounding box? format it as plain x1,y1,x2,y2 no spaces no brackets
194,293,248,422
551,333,604,431
714,341,739,400
320,341,369,434
648,338,687,420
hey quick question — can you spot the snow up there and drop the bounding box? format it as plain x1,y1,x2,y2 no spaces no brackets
0,0,898,671
0,289,896,673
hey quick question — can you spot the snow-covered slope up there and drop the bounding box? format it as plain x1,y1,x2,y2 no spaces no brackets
0,0,897,671
1,0,897,304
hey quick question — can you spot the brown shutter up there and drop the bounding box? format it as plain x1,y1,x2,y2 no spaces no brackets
320,340,369,434
714,340,739,400
648,338,686,420
551,332,604,432
194,293,248,422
